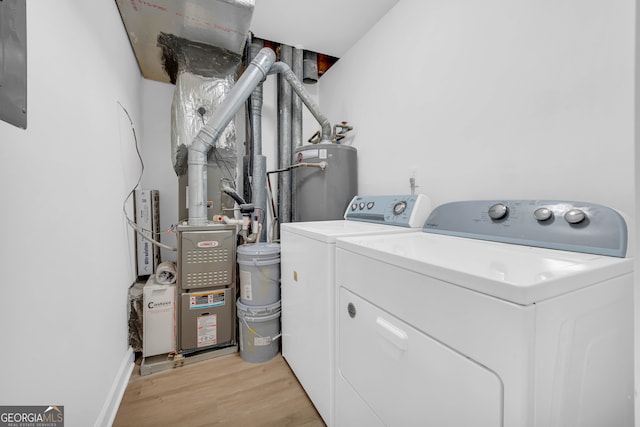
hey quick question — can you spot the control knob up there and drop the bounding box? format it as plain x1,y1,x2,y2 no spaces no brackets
393,201,407,215
533,207,553,222
564,208,586,224
488,203,508,220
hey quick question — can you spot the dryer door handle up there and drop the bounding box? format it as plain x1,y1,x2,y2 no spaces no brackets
376,316,408,351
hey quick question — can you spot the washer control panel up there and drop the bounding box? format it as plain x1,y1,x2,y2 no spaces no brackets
345,194,432,228
423,200,627,257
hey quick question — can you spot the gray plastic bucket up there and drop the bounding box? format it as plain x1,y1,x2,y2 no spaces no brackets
237,299,281,363
237,243,281,306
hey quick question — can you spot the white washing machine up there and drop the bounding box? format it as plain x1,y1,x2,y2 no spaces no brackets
281,194,432,426
334,200,634,427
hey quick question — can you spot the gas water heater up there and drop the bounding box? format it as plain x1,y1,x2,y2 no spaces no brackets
293,144,357,222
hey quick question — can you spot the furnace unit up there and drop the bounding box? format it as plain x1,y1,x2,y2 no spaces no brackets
177,223,237,353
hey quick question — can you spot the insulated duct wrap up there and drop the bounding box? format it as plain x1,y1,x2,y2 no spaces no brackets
158,33,243,225
159,32,242,177
171,71,238,177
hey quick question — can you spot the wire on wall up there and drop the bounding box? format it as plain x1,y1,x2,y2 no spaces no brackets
118,101,177,252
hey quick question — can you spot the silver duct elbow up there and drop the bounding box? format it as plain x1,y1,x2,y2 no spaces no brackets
188,47,276,226
269,61,333,143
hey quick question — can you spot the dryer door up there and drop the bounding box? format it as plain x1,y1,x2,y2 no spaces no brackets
337,288,503,427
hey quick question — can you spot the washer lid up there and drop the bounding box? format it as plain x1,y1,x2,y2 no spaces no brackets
281,194,432,242
336,232,633,305
281,220,417,244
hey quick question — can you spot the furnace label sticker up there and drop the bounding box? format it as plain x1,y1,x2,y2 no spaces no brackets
197,314,217,347
189,291,225,309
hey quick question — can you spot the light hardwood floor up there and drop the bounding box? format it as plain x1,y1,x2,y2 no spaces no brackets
113,352,326,427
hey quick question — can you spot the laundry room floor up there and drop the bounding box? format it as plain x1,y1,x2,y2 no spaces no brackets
113,353,325,427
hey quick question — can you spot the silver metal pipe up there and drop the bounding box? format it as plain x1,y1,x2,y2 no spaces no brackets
270,61,333,143
303,50,319,84
278,45,293,224
292,47,304,149
253,155,267,238
188,47,276,225
249,39,267,241
250,39,264,156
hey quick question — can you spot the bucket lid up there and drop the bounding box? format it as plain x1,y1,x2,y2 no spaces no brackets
237,298,281,316
239,308,281,323
237,242,281,257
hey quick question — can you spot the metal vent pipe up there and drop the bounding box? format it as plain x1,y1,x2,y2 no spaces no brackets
277,45,293,225
303,51,319,84
292,47,304,149
269,61,332,143
249,39,265,156
188,47,276,225
249,39,268,242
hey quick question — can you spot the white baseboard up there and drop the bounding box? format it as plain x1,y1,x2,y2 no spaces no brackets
94,346,135,427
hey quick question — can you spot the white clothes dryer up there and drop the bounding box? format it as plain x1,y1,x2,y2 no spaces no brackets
280,194,431,426
334,200,633,427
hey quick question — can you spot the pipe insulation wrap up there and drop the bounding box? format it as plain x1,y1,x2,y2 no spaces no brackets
188,47,276,225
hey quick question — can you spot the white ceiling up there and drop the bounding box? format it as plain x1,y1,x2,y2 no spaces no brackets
250,0,399,57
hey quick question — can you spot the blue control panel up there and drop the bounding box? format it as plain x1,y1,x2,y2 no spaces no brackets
423,200,628,257
345,194,431,228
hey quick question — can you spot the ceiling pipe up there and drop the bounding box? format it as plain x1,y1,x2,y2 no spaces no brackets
188,47,276,226
303,51,319,84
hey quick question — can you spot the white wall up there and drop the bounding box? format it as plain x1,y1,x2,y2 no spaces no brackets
320,0,635,223
0,1,142,426
635,0,640,422
141,80,178,262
